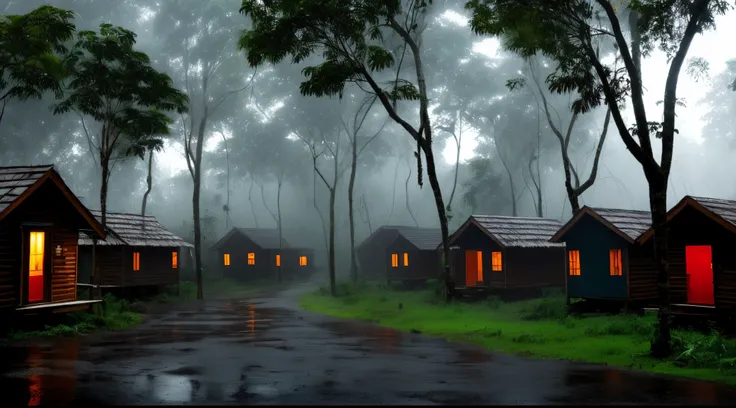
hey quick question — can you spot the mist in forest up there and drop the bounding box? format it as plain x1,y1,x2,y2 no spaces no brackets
2,0,735,277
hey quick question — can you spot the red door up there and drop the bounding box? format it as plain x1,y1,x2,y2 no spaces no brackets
685,245,714,305
465,250,478,287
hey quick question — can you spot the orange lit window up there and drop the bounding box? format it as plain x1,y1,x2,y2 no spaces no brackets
491,251,502,271
569,250,581,275
133,252,141,271
477,251,484,282
172,251,178,269
299,256,307,266
247,252,255,265
403,253,409,266
391,253,398,267
610,249,622,276
276,254,281,266
224,253,231,266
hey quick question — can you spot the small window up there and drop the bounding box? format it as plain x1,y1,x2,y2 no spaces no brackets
299,256,307,266
391,253,398,268
491,252,502,271
610,249,622,276
133,252,141,271
403,253,409,266
247,252,255,265
224,253,231,266
276,254,281,267
172,251,178,269
569,250,581,276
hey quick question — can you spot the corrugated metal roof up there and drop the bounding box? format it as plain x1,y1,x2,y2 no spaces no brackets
471,215,565,248
0,165,53,215
79,210,193,247
235,228,291,249
395,228,442,250
689,196,736,227
589,207,651,241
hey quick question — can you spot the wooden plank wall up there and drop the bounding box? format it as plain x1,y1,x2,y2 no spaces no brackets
0,226,19,307
716,270,736,310
51,228,78,303
628,244,686,302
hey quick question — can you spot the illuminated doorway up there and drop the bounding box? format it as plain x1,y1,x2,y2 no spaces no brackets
464,250,483,287
28,231,46,303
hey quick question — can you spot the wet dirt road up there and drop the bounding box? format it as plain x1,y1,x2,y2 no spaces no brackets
2,284,736,405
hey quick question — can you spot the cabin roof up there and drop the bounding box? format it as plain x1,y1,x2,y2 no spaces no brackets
357,225,419,249
550,206,651,244
393,228,442,250
637,195,736,243
452,215,565,248
79,210,192,247
211,227,291,250
0,165,105,238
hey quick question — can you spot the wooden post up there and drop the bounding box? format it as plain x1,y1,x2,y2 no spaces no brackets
92,237,99,300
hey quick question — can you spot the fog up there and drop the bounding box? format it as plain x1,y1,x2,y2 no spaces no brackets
2,0,735,277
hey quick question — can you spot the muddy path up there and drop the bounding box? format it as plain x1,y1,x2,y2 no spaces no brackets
1,282,735,405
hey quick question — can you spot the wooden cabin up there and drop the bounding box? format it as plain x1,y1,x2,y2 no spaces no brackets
357,225,419,280
446,215,566,291
385,228,442,283
0,165,105,316
550,206,653,307
78,211,193,292
636,196,736,317
211,228,315,281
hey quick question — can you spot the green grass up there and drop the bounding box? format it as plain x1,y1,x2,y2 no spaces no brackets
300,282,736,385
4,293,144,341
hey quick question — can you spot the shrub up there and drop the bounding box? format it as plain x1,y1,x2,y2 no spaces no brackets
518,296,567,321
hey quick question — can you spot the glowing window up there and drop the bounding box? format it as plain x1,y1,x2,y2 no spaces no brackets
171,251,178,269
224,253,231,266
299,256,308,266
28,231,45,303
477,251,483,282
276,254,281,266
569,250,581,276
247,252,255,265
403,253,409,266
133,252,141,271
491,252,502,272
610,249,622,276
391,253,398,268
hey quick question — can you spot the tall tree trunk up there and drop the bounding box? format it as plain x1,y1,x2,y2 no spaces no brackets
648,172,671,357
193,107,208,300
248,177,258,227
498,151,517,216
348,134,359,284
277,174,283,284
100,156,110,228
361,194,373,234
328,187,336,296
386,155,401,224
421,142,453,299
404,160,419,227
141,150,154,219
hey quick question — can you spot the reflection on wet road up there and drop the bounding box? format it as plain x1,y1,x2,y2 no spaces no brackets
1,285,735,405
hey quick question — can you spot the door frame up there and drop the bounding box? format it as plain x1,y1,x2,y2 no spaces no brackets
21,226,53,305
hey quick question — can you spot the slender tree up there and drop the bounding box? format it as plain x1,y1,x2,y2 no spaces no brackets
467,0,730,357
239,0,458,299
54,24,188,228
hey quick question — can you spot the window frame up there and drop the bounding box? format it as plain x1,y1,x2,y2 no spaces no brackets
491,251,502,272
568,250,581,276
609,249,623,276
247,252,255,265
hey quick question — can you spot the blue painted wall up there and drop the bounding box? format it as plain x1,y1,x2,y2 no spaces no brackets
562,214,628,300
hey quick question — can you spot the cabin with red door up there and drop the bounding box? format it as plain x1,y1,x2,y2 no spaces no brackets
77,211,193,293
445,215,566,295
211,227,315,282
357,225,419,280
550,207,656,309
0,165,105,317
636,196,736,317
385,228,442,283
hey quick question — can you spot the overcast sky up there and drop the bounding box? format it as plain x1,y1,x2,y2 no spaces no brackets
156,8,736,176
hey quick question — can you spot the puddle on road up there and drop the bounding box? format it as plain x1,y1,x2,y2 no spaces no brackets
317,321,404,354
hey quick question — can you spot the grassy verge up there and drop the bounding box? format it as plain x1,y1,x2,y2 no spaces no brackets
300,282,736,385
4,293,144,341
